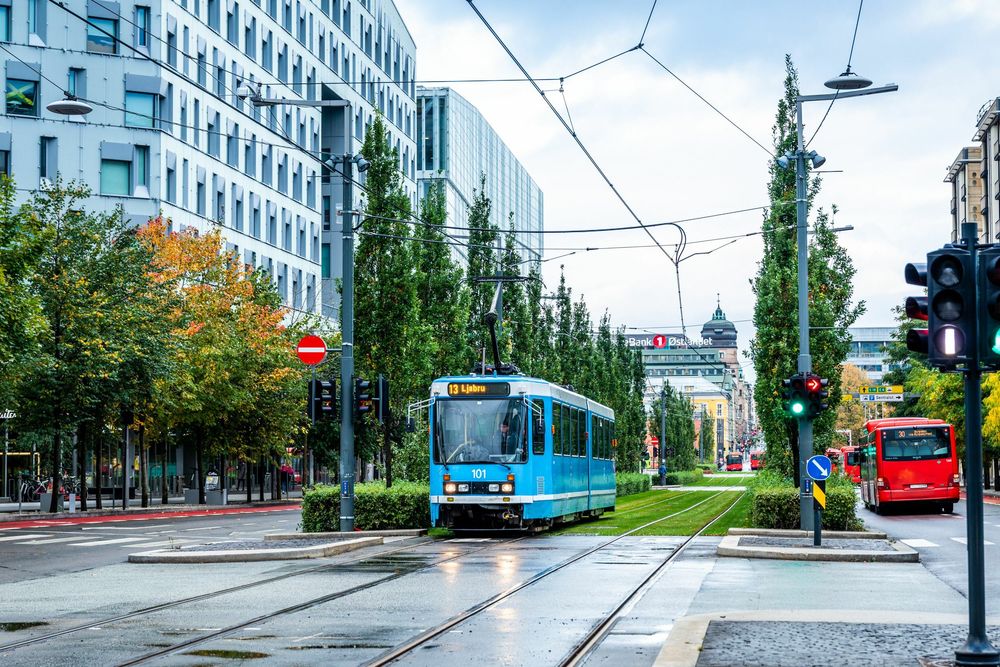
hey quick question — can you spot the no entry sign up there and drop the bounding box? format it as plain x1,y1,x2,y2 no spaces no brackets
296,335,327,365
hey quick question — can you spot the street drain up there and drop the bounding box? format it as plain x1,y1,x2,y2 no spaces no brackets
185,649,270,660
0,622,49,631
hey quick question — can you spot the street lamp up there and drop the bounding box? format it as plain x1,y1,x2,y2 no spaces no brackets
776,74,897,534
244,86,362,530
46,93,93,116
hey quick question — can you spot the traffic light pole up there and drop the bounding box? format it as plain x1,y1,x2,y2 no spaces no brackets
659,386,667,486
955,222,999,667
793,100,814,532
339,152,356,532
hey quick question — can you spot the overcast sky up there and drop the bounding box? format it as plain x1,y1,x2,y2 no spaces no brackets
395,0,1000,382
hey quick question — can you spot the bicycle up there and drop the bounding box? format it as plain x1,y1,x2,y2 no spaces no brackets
18,477,46,503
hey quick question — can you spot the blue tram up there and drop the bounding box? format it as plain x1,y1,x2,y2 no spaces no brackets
428,375,616,530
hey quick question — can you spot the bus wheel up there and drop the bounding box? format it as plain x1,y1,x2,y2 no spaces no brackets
941,502,954,514
874,503,884,516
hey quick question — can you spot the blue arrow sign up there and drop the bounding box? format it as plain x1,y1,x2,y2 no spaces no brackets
807,455,832,481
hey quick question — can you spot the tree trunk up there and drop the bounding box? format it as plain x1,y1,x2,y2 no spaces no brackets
993,458,1000,491
247,461,252,504
789,424,800,489
258,461,265,502
77,423,88,512
161,434,169,505
196,429,206,505
384,423,395,490
139,423,148,507
273,463,280,501
984,460,992,491
95,430,103,510
48,430,61,513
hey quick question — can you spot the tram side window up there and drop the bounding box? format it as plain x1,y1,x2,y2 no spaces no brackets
575,408,583,457
553,403,562,455
568,408,576,457
580,412,589,457
610,422,616,460
601,419,608,459
595,418,604,459
532,400,545,455
560,403,570,456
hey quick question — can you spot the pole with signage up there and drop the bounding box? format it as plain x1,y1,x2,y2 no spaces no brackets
659,386,667,486
806,454,831,547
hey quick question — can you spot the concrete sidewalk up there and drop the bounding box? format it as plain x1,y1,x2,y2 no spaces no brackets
0,489,302,514
641,537,995,667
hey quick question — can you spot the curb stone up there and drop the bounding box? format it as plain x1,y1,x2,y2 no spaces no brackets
264,529,426,541
727,528,887,539
716,534,918,562
128,536,382,563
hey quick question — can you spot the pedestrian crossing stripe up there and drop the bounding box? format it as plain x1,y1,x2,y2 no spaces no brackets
813,483,826,509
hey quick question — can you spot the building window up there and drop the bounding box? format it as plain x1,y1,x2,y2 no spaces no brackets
166,166,176,203
5,79,38,116
207,0,220,31
67,68,86,98
227,124,239,166
87,18,118,54
207,112,220,157
321,243,330,278
0,150,9,176
28,0,38,35
226,3,239,44
262,31,272,71
716,403,722,417
39,136,56,182
197,52,207,87
101,159,131,195
166,26,177,66
215,64,225,97
0,5,10,42
125,92,156,128
196,181,206,215
251,206,260,237
135,146,149,189
136,6,150,47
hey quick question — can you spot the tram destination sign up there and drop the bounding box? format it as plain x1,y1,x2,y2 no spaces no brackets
447,382,511,397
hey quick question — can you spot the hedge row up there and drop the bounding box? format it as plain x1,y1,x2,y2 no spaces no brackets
616,472,651,497
302,481,430,532
647,469,704,486
748,471,862,531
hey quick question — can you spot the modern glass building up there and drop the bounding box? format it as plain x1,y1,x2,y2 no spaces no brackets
416,86,543,267
845,327,896,382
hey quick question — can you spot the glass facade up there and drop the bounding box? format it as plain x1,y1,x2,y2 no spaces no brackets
416,87,543,268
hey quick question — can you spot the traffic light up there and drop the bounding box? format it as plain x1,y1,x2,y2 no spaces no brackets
375,374,390,424
308,379,336,422
979,246,1000,368
653,446,659,457
904,261,929,355
927,247,975,367
804,373,829,416
355,377,372,416
781,374,808,418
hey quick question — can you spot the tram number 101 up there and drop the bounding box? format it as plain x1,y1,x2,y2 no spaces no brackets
471,468,487,479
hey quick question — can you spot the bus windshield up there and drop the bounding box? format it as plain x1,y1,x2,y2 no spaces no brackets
434,399,528,464
726,454,742,465
881,427,951,461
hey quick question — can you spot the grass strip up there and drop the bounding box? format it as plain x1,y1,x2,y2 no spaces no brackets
701,492,752,535
553,491,717,536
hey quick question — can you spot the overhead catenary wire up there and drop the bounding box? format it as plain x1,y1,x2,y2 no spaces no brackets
806,0,864,148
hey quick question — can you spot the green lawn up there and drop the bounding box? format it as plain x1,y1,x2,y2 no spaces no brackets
701,491,753,535
553,490,746,536
684,475,747,487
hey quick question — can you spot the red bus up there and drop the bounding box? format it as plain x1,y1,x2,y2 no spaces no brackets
840,445,861,483
725,453,743,471
860,418,960,514
750,450,764,470
825,448,842,475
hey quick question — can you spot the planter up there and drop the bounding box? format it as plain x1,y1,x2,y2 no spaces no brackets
183,489,200,505
39,493,64,512
205,490,228,506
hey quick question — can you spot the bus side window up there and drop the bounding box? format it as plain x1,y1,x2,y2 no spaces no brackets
532,400,545,455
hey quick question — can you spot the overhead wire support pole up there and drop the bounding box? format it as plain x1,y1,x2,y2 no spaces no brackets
339,148,356,532
793,98,814,532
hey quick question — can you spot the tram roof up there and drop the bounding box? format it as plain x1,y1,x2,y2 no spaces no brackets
430,375,615,420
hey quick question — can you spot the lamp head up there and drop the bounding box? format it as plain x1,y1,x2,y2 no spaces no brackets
353,155,370,172
824,69,872,90
776,154,791,169
46,94,92,116
808,151,827,168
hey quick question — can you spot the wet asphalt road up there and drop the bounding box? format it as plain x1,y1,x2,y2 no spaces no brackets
859,497,1000,611
0,509,303,584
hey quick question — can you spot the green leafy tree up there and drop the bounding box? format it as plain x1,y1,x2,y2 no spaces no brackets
649,384,697,472
465,175,499,365
749,56,864,477
701,413,716,465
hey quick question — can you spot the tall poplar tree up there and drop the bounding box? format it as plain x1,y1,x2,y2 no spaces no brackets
465,174,499,366
750,56,864,477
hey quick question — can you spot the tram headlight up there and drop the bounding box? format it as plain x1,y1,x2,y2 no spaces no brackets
501,482,514,493
444,482,457,494
457,483,470,493
488,484,500,493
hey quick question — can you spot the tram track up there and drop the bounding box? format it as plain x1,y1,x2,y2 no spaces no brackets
361,489,740,667
0,534,524,657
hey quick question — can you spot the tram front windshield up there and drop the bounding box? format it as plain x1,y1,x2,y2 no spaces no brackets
434,399,528,464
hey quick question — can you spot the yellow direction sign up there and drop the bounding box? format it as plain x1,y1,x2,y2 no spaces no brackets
859,385,904,394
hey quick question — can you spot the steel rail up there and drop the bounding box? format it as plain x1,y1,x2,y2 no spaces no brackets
361,490,733,667
0,534,516,655
559,491,747,667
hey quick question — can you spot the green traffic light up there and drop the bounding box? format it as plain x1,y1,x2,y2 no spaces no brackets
993,329,1000,355
791,402,805,416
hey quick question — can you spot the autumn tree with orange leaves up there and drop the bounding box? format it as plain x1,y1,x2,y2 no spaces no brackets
139,217,316,504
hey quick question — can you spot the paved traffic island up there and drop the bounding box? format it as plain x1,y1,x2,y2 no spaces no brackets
655,611,1000,667
717,528,918,562
128,535,383,563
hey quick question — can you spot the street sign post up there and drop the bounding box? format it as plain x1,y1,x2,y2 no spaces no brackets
296,335,328,365
859,385,904,402
806,454,831,547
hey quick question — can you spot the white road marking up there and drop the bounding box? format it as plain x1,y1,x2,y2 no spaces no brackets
70,537,151,547
122,539,193,549
182,526,222,532
17,535,95,545
951,537,996,545
81,524,174,531
900,538,940,548
0,533,50,541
